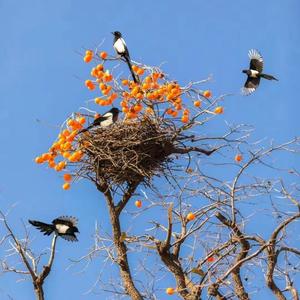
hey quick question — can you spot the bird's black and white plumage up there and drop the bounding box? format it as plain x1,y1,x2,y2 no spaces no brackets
79,107,120,134
242,49,278,95
112,31,139,83
29,216,79,242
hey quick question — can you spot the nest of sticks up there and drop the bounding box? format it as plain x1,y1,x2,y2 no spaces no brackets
78,117,179,186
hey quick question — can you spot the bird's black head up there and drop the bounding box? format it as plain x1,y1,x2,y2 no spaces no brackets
112,31,122,38
73,226,79,233
242,69,249,75
110,107,120,115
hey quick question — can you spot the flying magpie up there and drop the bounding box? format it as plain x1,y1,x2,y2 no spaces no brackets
79,107,120,134
242,49,278,95
112,31,139,83
29,216,79,242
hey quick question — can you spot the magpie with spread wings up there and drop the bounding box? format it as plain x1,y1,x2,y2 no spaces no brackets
242,49,278,95
29,216,79,242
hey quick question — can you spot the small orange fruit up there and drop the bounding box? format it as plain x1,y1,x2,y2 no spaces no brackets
203,90,212,98
134,104,143,112
62,152,71,159
207,256,215,263
62,129,71,137
135,200,142,208
35,156,44,164
58,161,67,169
41,153,51,161
84,55,93,63
171,110,178,117
183,109,190,115
132,65,139,73
214,106,224,114
166,287,175,295
85,79,92,86
194,100,201,107
96,64,104,71
63,173,72,182
85,80,95,90
78,117,86,124
62,182,71,190
181,115,189,123
85,50,93,56
48,160,56,168
137,68,144,76
122,79,129,86
235,154,243,162
187,212,196,221
67,119,75,127
100,51,108,59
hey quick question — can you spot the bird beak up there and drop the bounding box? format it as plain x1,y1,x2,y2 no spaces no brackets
111,32,114,35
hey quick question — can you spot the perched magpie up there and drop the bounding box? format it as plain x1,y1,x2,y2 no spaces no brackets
242,49,278,95
29,216,79,242
79,107,120,134
112,31,139,83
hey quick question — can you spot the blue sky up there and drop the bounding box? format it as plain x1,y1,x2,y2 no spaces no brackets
0,0,299,299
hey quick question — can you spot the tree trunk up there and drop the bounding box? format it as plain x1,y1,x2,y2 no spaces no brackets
34,284,44,300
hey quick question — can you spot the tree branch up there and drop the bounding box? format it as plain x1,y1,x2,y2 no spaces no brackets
98,183,143,299
266,213,300,300
215,212,249,300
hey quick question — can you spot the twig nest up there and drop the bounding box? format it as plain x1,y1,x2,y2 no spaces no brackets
78,117,177,186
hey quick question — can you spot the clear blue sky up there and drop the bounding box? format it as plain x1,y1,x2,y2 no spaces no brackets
0,0,299,299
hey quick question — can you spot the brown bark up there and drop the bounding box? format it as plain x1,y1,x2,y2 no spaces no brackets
215,213,249,300
98,183,143,300
34,283,45,300
207,283,227,300
265,214,300,300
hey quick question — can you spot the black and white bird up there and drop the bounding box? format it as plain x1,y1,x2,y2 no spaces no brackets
79,107,120,134
242,49,278,95
29,216,79,242
112,31,139,83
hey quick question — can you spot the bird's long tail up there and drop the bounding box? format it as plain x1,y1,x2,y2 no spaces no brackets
124,55,139,83
28,220,55,236
261,73,278,81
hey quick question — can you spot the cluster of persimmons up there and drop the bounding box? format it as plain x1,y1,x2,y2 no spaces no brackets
35,48,240,197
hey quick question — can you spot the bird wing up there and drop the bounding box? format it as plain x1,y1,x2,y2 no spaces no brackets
28,220,54,235
242,77,261,95
248,49,264,72
93,114,110,126
97,112,114,127
60,234,78,242
53,216,78,227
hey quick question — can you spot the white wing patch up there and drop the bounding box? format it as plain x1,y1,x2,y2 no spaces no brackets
248,49,263,63
114,38,126,54
241,87,256,96
100,112,113,127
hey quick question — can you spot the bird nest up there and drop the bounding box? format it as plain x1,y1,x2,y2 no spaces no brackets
78,117,179,186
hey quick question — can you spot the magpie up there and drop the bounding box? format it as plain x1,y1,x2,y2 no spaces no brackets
242,49,278,95
29,216,79,242
79,107,120,134
112,31,139,83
